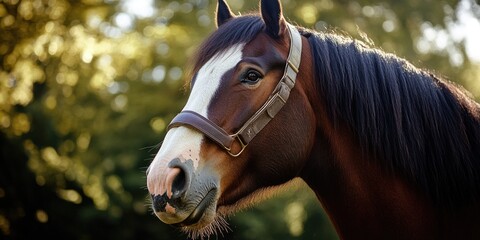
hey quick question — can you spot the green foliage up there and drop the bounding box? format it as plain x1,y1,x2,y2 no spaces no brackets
0,0,479,239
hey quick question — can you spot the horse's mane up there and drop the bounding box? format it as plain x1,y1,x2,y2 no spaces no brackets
305,29,480,208
192,15,480,208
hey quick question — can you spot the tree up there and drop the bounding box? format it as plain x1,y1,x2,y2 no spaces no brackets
1,0,478,239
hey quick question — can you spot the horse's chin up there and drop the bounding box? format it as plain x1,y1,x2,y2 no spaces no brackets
155,188,229,240
176,191,268,239
170,179,302,239
173,189,217,227
171,191,253,239
179,212,230,240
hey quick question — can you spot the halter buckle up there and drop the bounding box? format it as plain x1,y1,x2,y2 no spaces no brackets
225,134,247,157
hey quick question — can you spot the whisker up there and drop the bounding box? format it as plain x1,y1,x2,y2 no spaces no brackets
181,213,231,240
140,141,164,153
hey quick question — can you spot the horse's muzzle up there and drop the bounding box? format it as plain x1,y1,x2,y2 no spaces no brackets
152,166,189,210
147,158,219,226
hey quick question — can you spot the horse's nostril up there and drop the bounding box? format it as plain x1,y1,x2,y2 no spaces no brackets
172,169,186,198
165,167,190,200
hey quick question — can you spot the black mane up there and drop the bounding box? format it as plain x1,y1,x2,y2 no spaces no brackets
306,29,480,208
193,16,480,208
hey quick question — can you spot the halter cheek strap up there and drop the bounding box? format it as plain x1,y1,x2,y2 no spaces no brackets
168,24,302,157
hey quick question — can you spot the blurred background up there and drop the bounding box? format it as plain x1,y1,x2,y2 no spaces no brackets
0,0,479,239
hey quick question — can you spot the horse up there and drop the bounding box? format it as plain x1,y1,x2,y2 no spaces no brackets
146,0,480,239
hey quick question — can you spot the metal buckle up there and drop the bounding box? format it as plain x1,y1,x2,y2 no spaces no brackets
225,134,247,157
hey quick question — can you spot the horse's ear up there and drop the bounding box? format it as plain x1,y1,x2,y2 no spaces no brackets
260,0,287,38
216,0,234,28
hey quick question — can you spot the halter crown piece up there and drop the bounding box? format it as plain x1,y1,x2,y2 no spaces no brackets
168,24,303,157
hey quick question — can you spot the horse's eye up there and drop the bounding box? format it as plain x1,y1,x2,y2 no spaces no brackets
241,70,262,84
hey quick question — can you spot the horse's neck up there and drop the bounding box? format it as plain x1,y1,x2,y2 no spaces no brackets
295,36,480,238
301,121,440,239
302,117,480,239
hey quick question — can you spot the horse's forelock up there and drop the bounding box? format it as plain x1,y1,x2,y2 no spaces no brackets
189,15,264,80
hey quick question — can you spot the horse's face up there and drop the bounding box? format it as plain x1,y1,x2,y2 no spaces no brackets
146,0,315,237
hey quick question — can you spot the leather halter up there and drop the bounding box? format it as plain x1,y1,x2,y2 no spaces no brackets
168,24,302,157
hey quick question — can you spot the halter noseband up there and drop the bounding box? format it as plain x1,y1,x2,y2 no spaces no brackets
168,24,303,157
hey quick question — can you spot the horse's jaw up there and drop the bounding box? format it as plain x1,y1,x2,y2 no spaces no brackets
217,178,303,215
177,178,303,239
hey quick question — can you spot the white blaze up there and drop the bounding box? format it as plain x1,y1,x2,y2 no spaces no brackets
147,44,244,194
184,44,245,115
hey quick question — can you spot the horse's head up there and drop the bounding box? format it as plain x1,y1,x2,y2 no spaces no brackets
146,0,315,237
